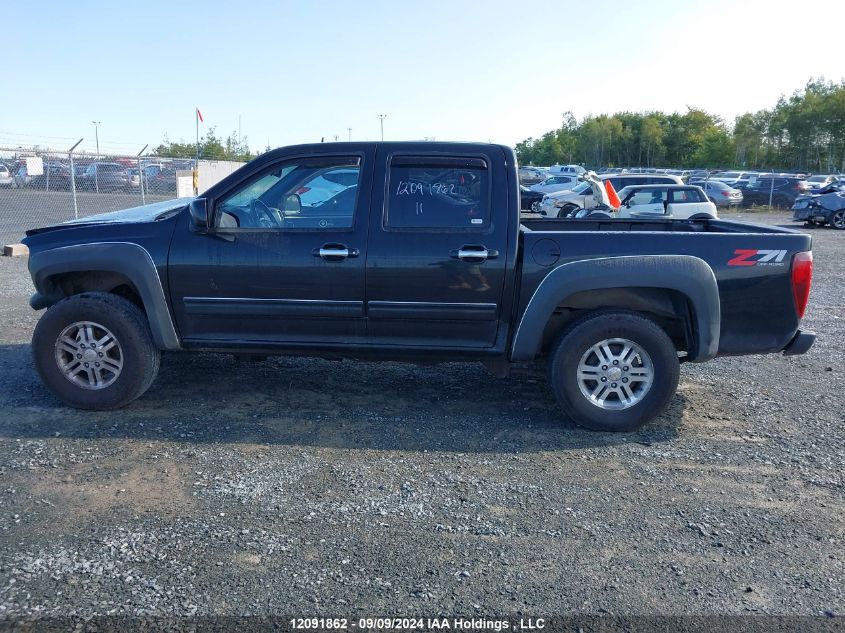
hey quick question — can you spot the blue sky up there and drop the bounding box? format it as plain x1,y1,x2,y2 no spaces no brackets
4,0,844,155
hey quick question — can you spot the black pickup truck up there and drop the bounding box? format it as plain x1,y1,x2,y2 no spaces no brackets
22,142,815,431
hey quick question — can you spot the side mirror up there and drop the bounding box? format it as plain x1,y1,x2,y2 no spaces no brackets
188,198,209,231
284,193,301,213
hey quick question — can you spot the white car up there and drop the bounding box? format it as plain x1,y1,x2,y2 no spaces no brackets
540,173,684,217
0,164,12,187
549,164,585,176
529,174,579,194
583,184,718,220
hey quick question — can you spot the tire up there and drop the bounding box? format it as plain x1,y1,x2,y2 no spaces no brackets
548,310,680,432
688,213,716,220
586,211,612,219
557,203,580,218
32,292,160,410
830,210,845,230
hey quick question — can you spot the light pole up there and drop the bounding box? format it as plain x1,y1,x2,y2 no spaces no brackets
347,127,352,142
92,121,101,193
377,114,387,141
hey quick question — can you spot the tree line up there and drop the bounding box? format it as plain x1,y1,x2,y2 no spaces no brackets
152,127,262,162
515,78,845,173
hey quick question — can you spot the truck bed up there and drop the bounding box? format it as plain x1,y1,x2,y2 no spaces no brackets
517,217,812,356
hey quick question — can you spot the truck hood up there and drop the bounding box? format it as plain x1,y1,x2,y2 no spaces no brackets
25,197,193,236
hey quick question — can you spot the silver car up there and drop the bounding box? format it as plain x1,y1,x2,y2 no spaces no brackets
698,180,743,207
529,174,579,194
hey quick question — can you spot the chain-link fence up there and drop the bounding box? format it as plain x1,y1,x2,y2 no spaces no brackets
0,147,201,245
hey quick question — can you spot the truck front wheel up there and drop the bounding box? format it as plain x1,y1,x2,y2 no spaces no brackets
32,293,161,410
548,310,679,432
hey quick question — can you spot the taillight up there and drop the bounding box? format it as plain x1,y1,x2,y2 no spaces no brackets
296,186,311,194
791,251,813,319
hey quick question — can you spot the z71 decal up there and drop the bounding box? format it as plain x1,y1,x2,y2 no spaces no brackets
728,249,788,267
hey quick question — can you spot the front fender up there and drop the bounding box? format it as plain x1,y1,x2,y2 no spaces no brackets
28,241,181,350
510,255,720,362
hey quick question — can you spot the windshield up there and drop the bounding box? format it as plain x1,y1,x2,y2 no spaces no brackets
571,181,591,194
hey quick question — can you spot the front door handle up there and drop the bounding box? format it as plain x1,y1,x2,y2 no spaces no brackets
450,245,499,263
312,243,359,261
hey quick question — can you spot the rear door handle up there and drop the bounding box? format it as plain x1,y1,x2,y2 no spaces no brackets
450,245,499,262
312,243,359,261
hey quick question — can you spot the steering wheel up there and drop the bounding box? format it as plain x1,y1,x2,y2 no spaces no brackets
251,198,282,227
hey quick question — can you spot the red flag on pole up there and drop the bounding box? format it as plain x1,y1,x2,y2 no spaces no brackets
196,108,204,123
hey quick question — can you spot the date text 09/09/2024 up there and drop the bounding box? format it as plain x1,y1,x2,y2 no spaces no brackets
289,617,546,630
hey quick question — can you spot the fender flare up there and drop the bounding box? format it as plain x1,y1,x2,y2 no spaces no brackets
29,242,181,350
510,255,720,362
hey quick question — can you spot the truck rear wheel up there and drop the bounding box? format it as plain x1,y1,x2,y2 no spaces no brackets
548,310,679,432
32,293,161,410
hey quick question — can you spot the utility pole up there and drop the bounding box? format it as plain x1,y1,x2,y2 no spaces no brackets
91,121,101,193
377,114,387,141
91,121,101,156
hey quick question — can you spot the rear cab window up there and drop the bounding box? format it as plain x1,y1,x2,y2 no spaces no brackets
385,156,490,230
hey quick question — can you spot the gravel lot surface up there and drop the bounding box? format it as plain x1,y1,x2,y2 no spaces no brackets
0,211,842,621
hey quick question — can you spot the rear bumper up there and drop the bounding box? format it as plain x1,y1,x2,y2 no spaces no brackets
782,330,815,356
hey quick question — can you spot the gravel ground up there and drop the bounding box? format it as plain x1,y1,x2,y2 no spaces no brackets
0,211,842,623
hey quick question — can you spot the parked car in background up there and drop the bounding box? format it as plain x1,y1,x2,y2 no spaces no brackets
792,185,845,229
79,162,130,192
549,164,585,176
710,171,754,186
14,164,33,188
0,164,12,187
698,180,743,207
540,173,683,217
518,167,546,185
530,174,579,194
806,174,840,194
145,166,177,194
584,184,718,220
30,164,73,191
742,176,810,207
127,168,141,190
519,185,544,212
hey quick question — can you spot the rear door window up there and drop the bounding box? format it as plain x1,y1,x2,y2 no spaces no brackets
670,188,704,203
386,156,490,230
629,189,664,205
